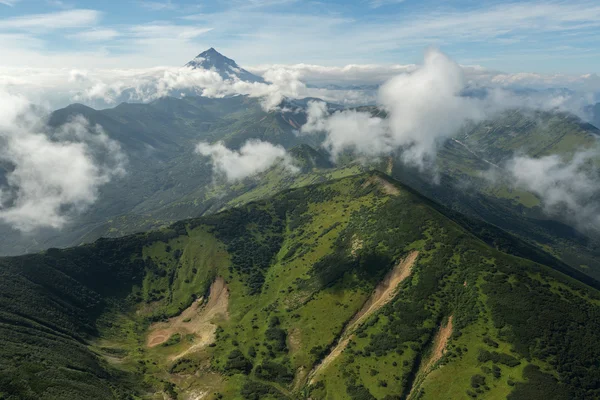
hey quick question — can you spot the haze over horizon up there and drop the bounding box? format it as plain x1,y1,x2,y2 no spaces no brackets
0,0,600,74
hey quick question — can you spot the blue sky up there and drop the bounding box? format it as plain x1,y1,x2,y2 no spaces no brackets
1,0,600,74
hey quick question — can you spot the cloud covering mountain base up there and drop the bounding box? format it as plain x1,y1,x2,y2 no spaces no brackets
196,140,298,182
0,91,126,232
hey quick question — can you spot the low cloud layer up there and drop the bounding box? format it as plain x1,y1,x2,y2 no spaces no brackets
301,49,498,166
504,151,600,230
297,49,600,230
0,90,126,232
0,64,378,112
196,140,298,182
300,49,598,167
2,55,598,116
248,63,600,93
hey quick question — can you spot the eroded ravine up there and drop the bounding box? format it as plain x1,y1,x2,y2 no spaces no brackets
307,251,419,384
146,277,229,360
406,315,454,400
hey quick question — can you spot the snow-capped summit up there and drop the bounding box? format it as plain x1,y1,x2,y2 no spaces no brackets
185,48,264,83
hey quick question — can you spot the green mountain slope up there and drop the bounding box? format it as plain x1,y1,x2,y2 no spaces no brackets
0,96,312,256
383,109,600,280
457,109,599,163
2,172,600,400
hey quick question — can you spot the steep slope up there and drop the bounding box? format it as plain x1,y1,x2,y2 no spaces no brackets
185,48,265,83
384,109,600,280
456,109,600,163
0,95,312,256
1,172,600,400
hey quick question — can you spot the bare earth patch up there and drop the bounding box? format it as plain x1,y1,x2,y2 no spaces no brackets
288,327,302,354
146,277,229,359
351,235,364,257
424,315,453,373
407,315,454,400
308,251,419,384
362,175,400,196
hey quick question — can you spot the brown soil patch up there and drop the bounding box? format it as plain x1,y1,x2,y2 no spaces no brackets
308,251,419,384
287,118,300,129
288,327,301,354
146,277,229,358
362,175,400,196
308,336,351,385
187,390,208,400
407,315,454,400
348,251,418,331
386,156,393,175
424,315,453,373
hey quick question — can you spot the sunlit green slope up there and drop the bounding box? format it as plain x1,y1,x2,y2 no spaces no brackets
1,172,600,400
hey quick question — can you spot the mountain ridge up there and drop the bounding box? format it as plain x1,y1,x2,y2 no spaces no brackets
2,171,600,399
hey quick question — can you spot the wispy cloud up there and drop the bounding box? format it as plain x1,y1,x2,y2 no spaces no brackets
487,150,600,231
242,0,300,8
368,0,405,9
129,24,212,40
68,29,119,42
1,1,600,70
46,0,72,8
247,62,600,92
0,0,19,6
0,9,101,31
138,0,177,11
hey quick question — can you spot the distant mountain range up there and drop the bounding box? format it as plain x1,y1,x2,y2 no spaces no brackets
185,47,265,83
4,48,600,400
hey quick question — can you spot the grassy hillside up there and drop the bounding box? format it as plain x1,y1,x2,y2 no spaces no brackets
1,172,600,400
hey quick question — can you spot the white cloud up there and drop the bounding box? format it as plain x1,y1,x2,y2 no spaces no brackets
129,24,212,40
358,1,600,51
379,49,489,165
247,63,416,87
0,46,595,122
1,1,600,69
0,91,127,232
299,49,600,165
183,1,600,67
503,150,600,230
196,140,298,181
68,29,119,42
302,101,329,132
46,0,70,8
0,61,379,112
247,62,600,93
301,49,499,165
302,102,391,158
0,0,19,6
240,0,300,8
0,9,101,31
368,0,405,9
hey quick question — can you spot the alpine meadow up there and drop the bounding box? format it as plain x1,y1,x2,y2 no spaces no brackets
2,1,600,400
